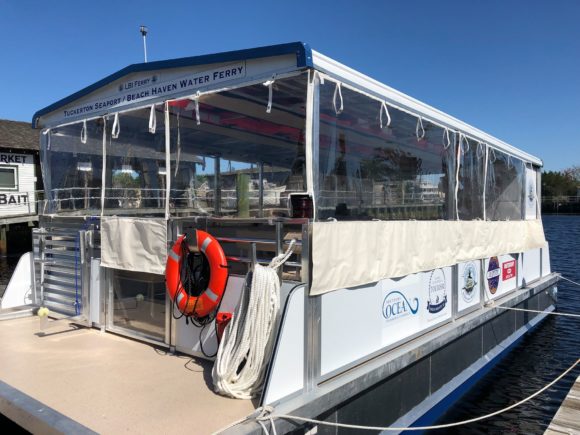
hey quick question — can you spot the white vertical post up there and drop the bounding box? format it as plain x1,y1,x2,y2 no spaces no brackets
140,26,148,63
164,102,171,220
303,70,321,394
483,146,489,221
455,135,462,220
100,117,107,217
305,70,320,220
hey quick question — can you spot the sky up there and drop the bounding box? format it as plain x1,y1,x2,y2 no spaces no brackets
0,0,578,170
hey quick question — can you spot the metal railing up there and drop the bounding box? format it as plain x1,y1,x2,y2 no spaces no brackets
37,187,296,217
172,216,308,280
542,196,580,203
542,196,580,214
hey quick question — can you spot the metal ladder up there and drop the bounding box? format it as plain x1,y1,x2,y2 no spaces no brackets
32,220,92,325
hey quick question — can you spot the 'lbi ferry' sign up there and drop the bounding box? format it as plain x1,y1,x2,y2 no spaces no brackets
62,62,246,120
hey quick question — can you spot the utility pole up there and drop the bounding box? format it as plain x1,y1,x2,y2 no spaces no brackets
140,25,148,63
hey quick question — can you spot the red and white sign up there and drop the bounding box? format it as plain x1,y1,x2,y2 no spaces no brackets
502,260,516,281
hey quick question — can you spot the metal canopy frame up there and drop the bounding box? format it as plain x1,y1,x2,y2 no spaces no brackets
311,50,542,166
33,42,541,167
32,42,313,127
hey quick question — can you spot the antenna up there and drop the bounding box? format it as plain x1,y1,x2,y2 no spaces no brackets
139,25,148,63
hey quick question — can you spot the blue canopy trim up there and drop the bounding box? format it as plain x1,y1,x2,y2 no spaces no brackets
32,42,312,126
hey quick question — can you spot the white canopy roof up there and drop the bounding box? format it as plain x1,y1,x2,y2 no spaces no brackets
33,42,542,166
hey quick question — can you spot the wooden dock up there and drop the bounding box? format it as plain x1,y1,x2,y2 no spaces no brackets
546,374,580,434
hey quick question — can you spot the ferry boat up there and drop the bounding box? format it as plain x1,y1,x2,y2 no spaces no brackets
0,42,558,434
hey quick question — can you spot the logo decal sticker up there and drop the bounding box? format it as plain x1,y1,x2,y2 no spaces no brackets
427,269,447,313
382,291,419,321
461,262,478,303
502,260,516,281
527,182,535,204
487,256,500,294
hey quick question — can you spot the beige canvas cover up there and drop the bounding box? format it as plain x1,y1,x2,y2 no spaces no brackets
311,220,546,295
101,216,168,274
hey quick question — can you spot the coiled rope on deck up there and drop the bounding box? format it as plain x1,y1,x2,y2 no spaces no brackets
212,241,296,399
212,357,580,434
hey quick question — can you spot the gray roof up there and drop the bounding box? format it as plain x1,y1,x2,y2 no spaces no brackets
0,119,39,152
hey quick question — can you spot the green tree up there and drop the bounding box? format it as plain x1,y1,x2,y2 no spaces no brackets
542,170,577,198
112,172,141,188
563,165,580,185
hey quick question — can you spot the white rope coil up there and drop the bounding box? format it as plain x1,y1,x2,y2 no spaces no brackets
212,240,296,399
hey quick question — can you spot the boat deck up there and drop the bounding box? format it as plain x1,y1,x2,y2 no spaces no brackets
546,374,580,434
0,316,253,434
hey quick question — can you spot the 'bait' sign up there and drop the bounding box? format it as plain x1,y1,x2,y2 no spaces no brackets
0,151,36,218
0,194,28,205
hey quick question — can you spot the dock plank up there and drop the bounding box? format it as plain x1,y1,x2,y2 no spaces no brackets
546,374,580,434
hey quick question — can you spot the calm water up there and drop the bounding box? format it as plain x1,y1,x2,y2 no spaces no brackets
432,215,580,434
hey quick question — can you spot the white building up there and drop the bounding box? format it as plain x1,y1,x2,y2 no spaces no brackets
0,119,40,255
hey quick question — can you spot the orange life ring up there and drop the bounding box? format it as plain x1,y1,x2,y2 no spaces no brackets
166,230,228,318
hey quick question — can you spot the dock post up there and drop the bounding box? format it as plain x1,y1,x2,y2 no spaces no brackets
0,225,7,256
237,172,250,217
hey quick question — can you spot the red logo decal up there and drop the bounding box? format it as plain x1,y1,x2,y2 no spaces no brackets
502,260,516,281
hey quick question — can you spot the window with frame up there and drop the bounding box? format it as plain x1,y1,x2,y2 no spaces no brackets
168,74,307,218
42,120,104,213
456,138,486,220
485,149,524,220
0,166,18,190
318,84,454,220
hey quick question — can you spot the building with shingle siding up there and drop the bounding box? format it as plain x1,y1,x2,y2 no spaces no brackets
0,119,41,255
